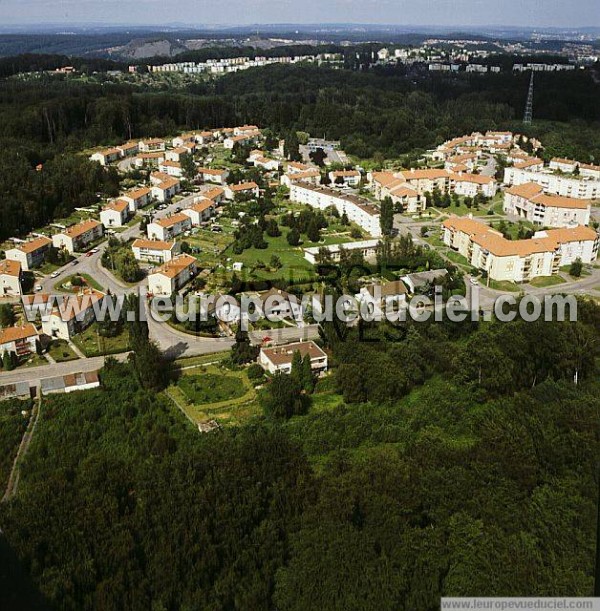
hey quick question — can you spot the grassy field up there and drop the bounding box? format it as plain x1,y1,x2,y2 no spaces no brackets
57,273,104,293
174,352,230,369
47,340,79,363
487,279,522,292
72,324,130,357
166,364,258,427
222,232,354,282
528,275,567,288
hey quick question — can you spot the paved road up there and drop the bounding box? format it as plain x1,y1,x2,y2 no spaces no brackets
0,353,128,387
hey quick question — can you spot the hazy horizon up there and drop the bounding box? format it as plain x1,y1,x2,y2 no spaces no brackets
0,0,598,29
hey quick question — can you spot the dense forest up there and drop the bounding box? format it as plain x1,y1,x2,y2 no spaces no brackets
1,62,599,240
0,302,599,610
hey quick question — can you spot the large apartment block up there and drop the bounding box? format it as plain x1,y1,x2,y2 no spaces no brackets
290,182,382,237
503,166,600,200
503,183,591,228
442,216,599,282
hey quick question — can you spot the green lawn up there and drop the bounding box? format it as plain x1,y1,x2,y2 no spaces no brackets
47,340,79,363
174,352,230,369
178,373,245,404
71,324,130,357
166,364,258,427
444,250,471,267
434,203,487,217
223,232,354,282
487,279,522,292
528,275,567,288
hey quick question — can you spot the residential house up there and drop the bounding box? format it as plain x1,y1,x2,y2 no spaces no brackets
165,148,188,163
401,269,449,294
146,213,192,241
203,187,226,204
115,142,139,157
5,236,52,271
355,280,408,313
139,138,166,152
225,182,260,200
52,220,104,254
147,254,198,296
90,148,121,166
132,239,180,263
258,341,328,375
0,324,38,358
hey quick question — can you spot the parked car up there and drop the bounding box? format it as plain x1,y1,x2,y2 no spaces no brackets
35,285,42,292
50,271,60,279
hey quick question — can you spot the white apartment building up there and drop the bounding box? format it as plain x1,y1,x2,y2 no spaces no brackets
0,260,23,296
40,289,106,340
100,200,130,228
181,199,215,226
503,166,600,200
453,173,497,198
290,182,382,238
52,220,104,254
147,254,198,296
329,170,361,187
198,168,229,184
304,239,381,264
147,213,192,241
5,236,52,271
121,187,151,212
280,169,322,188
504,183,591,227
139,138,166,152
150,173,181,202
158,160,184,178
442,216,598,282
132,239,180,263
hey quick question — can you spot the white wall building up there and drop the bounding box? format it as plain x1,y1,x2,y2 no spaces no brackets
147,213,192,241
132,239,180,263
290,182,381,238
5,236,52,271
147,254,198,296
504,183,591,227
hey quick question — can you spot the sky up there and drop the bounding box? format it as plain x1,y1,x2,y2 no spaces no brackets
0,0,598,29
